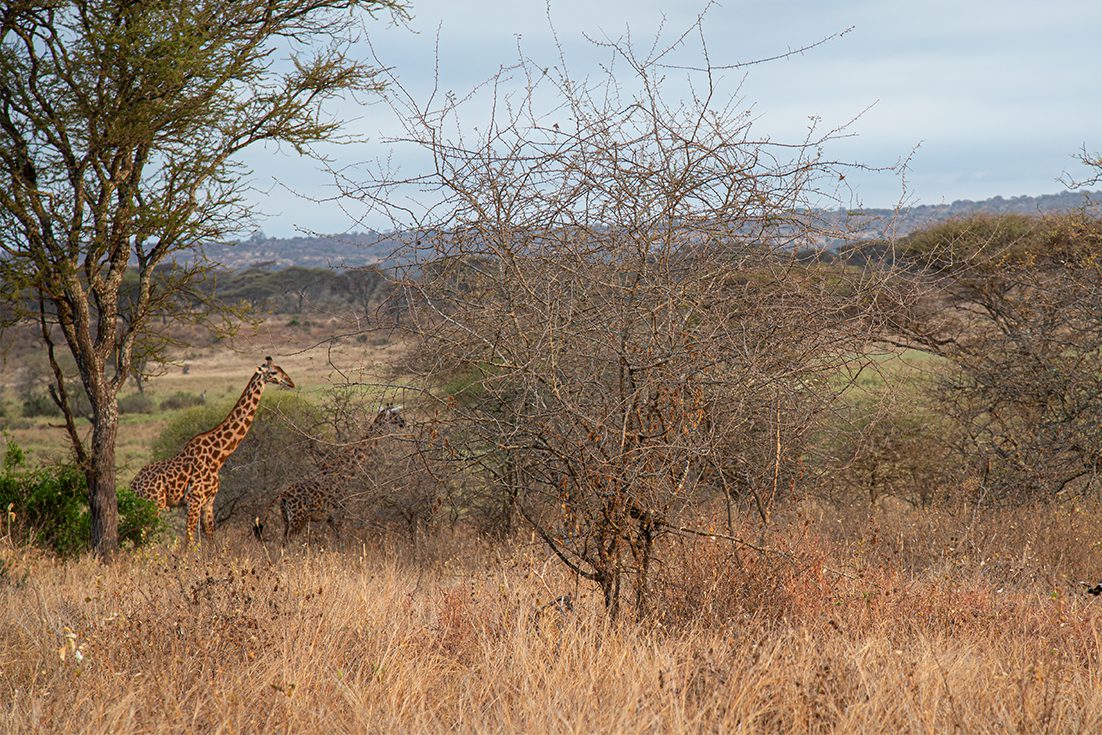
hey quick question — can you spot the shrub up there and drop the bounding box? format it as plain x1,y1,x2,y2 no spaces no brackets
117,487,165,546
891,213,1102,500
21,393,61,418
118,393,155,414
21,389,93,419
4,440,24,471
0,448,165,556
158,391,206,411
813,386,966,508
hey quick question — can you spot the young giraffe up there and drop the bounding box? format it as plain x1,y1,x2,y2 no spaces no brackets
253,404,405,546
132,356,295,544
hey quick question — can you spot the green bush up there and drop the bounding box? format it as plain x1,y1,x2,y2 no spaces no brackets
0,445,166,556
4,440,24,471
158,391,206,411
21,389,93,419
21,393,61,418
117,487,165,546
118,393,155,414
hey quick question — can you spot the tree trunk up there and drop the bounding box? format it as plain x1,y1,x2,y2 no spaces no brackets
633,521,655,622
133,361,146,395
88,394,120,557
599,569,621,620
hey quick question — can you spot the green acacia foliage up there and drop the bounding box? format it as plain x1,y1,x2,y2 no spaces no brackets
900,213,1102,271
0,443,165,556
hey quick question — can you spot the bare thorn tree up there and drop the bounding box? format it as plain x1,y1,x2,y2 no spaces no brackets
354,18,883,618
881,213,1102,501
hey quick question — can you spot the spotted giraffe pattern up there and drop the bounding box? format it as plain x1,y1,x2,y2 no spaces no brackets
131,357,295,544
254,405,405,546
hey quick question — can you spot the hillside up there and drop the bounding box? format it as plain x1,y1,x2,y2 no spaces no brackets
202,229,404,269
835,189,1102,242
204,191,1100,268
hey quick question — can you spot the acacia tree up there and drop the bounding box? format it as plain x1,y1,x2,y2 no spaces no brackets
0,0,404,555
883,213,1102,500
357,26,882,617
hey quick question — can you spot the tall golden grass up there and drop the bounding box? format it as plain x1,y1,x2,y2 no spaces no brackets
3,501,1102,733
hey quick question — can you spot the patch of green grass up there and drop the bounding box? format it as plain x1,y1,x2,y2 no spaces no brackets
837,347,945,398
442,366,491,406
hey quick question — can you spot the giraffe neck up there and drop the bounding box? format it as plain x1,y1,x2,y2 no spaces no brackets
345,418,397,467
206,369,267,460
318,420,390,474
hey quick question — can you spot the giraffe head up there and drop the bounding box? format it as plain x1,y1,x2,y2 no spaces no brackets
259,356,296,389
373,403,406,431
338,404,406,471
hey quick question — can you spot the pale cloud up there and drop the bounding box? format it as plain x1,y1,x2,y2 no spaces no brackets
241,0,1102,234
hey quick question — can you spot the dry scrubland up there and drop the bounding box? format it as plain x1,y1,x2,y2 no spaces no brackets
0,316,401,476
4,502,1102,733
6,323,1102,732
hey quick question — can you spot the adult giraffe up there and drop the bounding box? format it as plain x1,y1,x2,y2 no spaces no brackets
132,356,295,544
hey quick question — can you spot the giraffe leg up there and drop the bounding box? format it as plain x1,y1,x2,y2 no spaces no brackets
327,513,341,545
185,492,204,546
201,491,217,539
280,499,292,547
186,477,216,546
153,477,169,510
290,515,307,544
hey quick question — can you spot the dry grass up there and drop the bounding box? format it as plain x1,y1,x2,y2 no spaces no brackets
4,502,1102,734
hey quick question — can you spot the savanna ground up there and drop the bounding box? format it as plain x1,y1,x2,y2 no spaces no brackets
4,320,1102,733
4,503,1102,733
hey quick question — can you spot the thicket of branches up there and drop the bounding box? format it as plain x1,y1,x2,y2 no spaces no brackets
7,3,1102,635
351,26,890,617
883,213,1102,501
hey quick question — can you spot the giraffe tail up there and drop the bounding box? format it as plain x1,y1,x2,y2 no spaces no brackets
252,492,284,543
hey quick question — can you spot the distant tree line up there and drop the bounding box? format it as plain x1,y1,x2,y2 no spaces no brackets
207,264,404,320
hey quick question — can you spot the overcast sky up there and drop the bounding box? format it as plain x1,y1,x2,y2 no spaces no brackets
240,0,1101,236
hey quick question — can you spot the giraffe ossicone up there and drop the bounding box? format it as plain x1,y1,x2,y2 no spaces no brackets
131,356,296,544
